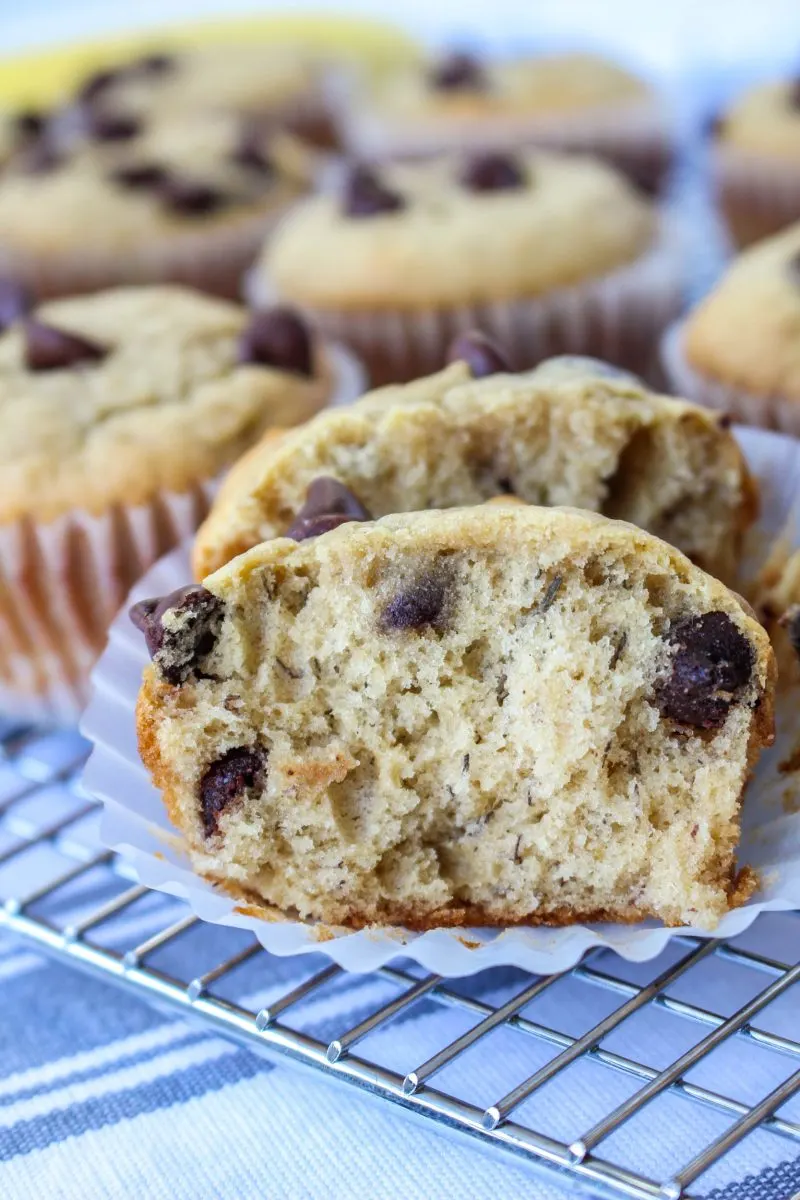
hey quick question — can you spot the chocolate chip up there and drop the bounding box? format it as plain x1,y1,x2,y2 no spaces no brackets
381,574,447,631
656,611,754,730
109,162,168,190
86,110,142,142
13,110,47,143
199,747,266,838
342,164,405,218
0,279,31,333
460,152,526,193
285,477,371,541
231,135,274,176
77,68,121,105
23,320,108,371
158,176,228,216
129,584,224,686
447,331,511,377
238,307,313,376
16,138,62,175
134,52,175,75
429,51,486,91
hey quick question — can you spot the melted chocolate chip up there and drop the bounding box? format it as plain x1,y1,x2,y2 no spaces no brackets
447,330,511,377
342,164,405,217
86,110,142,141
129,584,224,686
238,308,313,376
0,279,31,333
429,51,486,91
199,746,266,838
656,611,753,730
109,162,168,190
24,320,107,371
460,152,526,193
381,574,447,631
158,176,228,215
285,477,371,541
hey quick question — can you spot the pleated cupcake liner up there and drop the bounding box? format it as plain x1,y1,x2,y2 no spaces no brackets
247,220,684,388
661,319,800,437
0,343,366,725
712,144,800,249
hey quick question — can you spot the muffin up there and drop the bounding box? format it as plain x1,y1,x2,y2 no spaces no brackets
67,43,336,150
249,150,681,385
0,111,316,300
334,50,672,194
136,504,774,930
194,345,754,585
712,77,800,247
0,284,363,721
661,221,800,434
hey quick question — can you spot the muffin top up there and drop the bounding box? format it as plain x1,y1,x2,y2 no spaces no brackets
0,112,314,258
684,222,800,400
349,51,649,127
261,150,656,310
70,44,320,127
0,285,332,522
716,78,800,159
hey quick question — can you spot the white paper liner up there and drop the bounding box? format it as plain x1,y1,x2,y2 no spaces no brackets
80,424,800,976
246,220,683,388
661,320,800,437
0,343,365,726
712,144,800,248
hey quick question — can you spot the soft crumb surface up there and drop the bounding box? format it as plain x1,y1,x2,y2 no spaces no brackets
140,505,775,931
685,222,800,402
260,151,656,310
0,286,330,521
718,79,800,159
194,356,754,583
0,114,313,255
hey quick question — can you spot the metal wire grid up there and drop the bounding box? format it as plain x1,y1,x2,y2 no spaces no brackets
1,723,799,1200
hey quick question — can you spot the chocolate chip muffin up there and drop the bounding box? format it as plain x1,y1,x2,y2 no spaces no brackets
712,77,800,247
136,504,774,931
194,345,754,584
336,50,672,193
68,43,334,147
0,284,363,720
0,111,316,300
661,221,800,434
249,150,679,384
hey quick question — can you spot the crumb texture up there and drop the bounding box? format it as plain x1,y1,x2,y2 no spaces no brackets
140,506,775,931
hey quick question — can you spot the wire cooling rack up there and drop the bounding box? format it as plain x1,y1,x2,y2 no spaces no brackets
1,720,799,1200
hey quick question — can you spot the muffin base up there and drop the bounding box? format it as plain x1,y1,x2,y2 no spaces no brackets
713,145,800,248
248,222,683,387
661,320,800,435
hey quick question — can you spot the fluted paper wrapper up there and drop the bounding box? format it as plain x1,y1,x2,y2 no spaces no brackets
661,320,800,436
0,343,365,725
247,222,683,388
713,144,800,249
81,425,800,977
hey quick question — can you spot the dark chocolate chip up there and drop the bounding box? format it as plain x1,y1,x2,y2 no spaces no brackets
381,574,447,631
86,110,142,142
447,330,511,377
460,152,526,193
238,307,313,376
77,68,121,105
108,161,169,190
13,110,47,143
23,319,108,371
342,164,405,218
429,51,486,91
656,611,754,730
134,52,175,75
158,176,228,215
285,476,371,541
231,135,274,176
0,279,31,333
199,746,267,838
129,584,224,686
